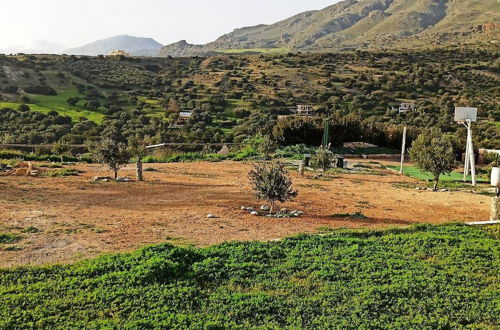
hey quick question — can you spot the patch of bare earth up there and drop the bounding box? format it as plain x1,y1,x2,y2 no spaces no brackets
0,161,490,267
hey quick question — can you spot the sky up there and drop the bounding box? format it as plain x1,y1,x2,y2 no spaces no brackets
0,0,340,49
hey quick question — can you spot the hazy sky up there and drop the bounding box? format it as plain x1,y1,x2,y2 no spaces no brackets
0,0,339,48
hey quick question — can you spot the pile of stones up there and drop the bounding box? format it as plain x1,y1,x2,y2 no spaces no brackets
93,176,132,182
240,205,304,218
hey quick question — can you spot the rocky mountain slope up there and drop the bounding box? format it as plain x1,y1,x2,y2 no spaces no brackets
159,0,499,57
65,35,163,56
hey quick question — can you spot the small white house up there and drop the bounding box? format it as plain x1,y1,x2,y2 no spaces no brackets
397,103,416,113
296,105,314,116
178,111,193,121
169,110,194,128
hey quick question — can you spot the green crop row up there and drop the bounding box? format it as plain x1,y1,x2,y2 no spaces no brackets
0,223,498,328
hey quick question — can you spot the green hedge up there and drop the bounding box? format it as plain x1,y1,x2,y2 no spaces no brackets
276,145,399,160
0,223,498,328
0,149,92,163
143,145,259,164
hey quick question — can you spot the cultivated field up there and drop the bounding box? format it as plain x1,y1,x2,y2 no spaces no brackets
0,160,491,268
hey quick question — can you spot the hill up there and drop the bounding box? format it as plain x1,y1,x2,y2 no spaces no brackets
65,35,163,56
159,0,500,57
0,49,498,148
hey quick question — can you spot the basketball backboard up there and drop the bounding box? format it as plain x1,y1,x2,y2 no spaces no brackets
454,107,477,122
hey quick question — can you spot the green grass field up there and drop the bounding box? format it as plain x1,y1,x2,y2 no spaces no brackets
0,101,105,123
0,88,108,123
0,223,498,328
388,165,489,183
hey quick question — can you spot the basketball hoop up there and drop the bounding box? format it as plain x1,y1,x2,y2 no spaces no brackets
454,107,477,123
455,107,478,186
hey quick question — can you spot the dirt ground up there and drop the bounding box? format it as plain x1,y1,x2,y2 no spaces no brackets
0,160,491,268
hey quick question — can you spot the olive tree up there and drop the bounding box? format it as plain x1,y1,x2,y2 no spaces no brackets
88,137,129,180
409,129,457,191
248,161,297,213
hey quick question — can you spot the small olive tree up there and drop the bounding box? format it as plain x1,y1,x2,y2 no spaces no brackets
409,129,457,191
248,161,297,213
311,147,334,171
88,137,129,180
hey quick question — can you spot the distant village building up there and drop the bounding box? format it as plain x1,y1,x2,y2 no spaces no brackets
169,110,194,128
296,105,314,116
278,105,316,121
392,103,417,113
178,110,194,122
109,50,130,57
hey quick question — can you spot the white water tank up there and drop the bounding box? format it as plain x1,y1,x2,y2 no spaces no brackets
491,167,500,187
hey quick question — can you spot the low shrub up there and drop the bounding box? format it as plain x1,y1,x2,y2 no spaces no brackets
0,149,24,159
0,149,92,163
0,233,22,244
41,168,80,177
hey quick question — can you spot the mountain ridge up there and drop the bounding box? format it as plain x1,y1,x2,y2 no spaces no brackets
65,35,163,56
159,0,500,57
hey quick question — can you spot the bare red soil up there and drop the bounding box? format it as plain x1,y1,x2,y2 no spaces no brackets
0,161,490,267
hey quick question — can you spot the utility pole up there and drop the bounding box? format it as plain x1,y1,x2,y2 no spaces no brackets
400,126,407,174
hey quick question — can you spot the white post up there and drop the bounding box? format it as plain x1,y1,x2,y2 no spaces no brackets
400,126,407,174
467,121,477,186
463,132,470,181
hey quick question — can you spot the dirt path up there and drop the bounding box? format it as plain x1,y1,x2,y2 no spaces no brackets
0,161,490,268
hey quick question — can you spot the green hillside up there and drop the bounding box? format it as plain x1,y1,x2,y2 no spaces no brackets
0,50,498,147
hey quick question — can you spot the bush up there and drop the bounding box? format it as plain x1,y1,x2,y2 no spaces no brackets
275,144,318,160
0,233,22,244
248,161,297,213
0,149,90,163
0,149,24,159
24,85,57,95
483,152,500,167
311,147,334,171
41,168,80,177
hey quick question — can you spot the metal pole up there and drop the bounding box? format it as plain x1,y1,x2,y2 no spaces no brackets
463,131,470,181
467,120,477,186
400,126,407,174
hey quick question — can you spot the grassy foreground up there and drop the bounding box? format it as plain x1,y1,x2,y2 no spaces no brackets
0,224,498,328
